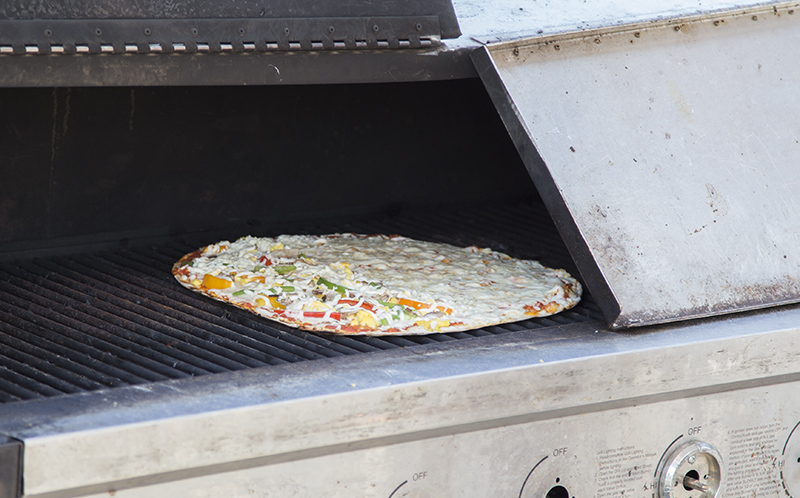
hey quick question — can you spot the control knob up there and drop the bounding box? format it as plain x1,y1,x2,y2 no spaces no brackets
656,440,723,498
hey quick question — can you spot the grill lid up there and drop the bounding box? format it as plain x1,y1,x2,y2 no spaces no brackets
473,2,800,328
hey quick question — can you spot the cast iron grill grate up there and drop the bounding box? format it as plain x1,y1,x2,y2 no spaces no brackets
0,197,603,404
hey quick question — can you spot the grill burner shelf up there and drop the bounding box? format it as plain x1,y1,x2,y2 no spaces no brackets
0,197,602,404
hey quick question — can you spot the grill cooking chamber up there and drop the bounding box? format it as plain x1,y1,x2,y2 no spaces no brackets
2,1,800,497
0,80,605,403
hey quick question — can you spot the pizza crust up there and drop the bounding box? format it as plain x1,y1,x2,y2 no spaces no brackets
172,234,582,336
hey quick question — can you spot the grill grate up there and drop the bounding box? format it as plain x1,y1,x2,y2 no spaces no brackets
0,197,603,404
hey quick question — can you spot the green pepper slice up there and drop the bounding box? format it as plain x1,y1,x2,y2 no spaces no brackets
274,265,296,275
378,300,417,320
317,276,349,295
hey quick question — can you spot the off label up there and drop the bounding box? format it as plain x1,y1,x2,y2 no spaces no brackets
553,447,568,457
388,472,430,498
687,426,702,435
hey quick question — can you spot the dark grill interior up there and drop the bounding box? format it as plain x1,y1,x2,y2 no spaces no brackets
0,79,604,405
0,197,602,404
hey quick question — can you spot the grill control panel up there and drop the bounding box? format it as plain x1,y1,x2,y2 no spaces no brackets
86,379,800,497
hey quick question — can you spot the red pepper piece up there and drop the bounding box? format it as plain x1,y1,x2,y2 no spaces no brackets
302,311,342,320
337,299,376,312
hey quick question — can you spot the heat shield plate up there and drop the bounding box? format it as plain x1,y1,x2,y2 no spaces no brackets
473,2,800,328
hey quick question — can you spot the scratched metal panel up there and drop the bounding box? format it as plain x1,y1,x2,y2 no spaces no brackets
473,2,800,328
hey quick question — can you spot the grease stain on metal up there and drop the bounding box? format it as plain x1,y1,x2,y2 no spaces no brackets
705,183,729,216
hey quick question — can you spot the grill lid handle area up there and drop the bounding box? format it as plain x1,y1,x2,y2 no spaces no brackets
0,0,461,49
0,0,461,85
473,2,800,328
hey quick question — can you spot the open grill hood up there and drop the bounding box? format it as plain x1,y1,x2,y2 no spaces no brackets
472,2,800,328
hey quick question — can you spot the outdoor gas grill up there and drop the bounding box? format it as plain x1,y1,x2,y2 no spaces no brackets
1,1,800,497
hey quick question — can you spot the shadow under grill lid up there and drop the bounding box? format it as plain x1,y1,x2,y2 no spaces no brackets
0,197,602,404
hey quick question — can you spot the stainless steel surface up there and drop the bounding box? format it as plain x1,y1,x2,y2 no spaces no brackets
98,381,796,498
451,0,768,44
2,303,800,496
84,382,798,498
473,2,800,328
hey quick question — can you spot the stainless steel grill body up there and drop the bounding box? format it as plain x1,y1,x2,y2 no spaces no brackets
3,304,800,497
1,0,799,497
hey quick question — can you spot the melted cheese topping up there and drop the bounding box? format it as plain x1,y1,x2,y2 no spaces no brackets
173,234,582,336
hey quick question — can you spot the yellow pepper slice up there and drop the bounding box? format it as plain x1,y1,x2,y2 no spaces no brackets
398,298,453,315
255,295,285,310
236,274,266,285
203,273,232,289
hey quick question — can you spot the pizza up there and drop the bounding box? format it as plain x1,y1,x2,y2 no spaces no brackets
172,234,582,336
